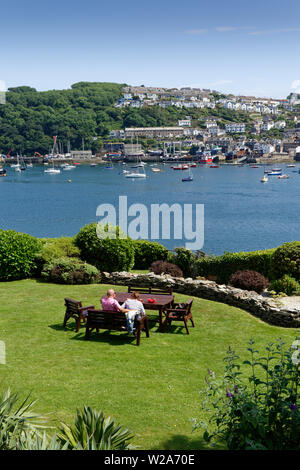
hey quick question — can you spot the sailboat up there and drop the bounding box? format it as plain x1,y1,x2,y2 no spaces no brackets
13,155,21,171
125,155,147,178
44,136,61,173
182,167,193,182
44,160,61,173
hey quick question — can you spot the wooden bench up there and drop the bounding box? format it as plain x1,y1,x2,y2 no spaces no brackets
127,286,173,296
63,298,95,332
163,299,194,334
85,310,150,346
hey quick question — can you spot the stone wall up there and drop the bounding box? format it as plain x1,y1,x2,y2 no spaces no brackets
101,271,300,328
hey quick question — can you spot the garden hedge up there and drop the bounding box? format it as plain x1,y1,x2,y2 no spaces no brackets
197,248,276,284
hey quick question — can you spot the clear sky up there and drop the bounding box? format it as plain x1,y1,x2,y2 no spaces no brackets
1,0,300,98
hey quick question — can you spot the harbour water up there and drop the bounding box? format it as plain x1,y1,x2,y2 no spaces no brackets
1,163,299,255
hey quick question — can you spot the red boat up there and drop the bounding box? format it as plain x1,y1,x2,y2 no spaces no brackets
198,155,213,164
210,165,219,168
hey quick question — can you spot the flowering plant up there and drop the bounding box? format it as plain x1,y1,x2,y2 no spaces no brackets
193,338,300,450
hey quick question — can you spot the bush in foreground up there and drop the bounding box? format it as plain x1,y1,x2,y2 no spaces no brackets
0,230,41,281
194,338,300,450
41,257,101,284
149,260,183,278
229,270,269,294
75,223,135,273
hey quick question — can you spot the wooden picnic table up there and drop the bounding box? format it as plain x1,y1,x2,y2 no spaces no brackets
114,292,175,331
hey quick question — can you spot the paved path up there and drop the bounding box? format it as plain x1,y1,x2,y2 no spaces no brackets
279,296,300,310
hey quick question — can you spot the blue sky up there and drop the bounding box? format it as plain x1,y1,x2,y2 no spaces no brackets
1,0,300,97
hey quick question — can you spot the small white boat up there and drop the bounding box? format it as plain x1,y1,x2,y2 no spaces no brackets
125,172,146,178
277,174,290,179
15,167,22,173
44,168,61,174
62,164,76,170
260,175,268,183
152,168,162,173
287,164,295,168
11,164,20,168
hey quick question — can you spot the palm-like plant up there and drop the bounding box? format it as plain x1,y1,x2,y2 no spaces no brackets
0,388,45,450
58,406,134,450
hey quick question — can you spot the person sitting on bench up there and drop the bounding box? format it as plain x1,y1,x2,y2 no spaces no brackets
101,289,137,335
121,292,145,335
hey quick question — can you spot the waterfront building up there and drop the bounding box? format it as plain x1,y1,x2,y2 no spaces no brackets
124,127,185,138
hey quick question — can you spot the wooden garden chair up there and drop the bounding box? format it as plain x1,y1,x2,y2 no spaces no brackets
163,298,194,334
63,297,95,332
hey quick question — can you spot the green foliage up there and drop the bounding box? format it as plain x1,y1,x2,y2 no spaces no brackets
0,388,44,450
75,223,135,273
58,406,133,450
197,248,275,284
270,275,300,296
270,242,300,281
132,240,168,269
41,257,101,284
38,237,80,262
170,247,205,278
0,230,41,281
194,338,300,450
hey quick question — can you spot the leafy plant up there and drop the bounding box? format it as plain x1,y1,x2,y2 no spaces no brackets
41,257,101,284
132,240,168,270
149,260,183,278
194,338,300,450
170,247,205,278
58,406,133,450
270,242,300,281
38,237,80,262
270,274,300,296
75,223,135,273
229,270,269,294
0,230,41,281
0,388,44,450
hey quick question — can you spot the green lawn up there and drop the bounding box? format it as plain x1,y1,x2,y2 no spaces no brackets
0,279,298,450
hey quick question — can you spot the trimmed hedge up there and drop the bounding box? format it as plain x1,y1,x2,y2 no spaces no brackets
0,230,41,281
75,223,135,273
132,240,168,269
197,248,276,284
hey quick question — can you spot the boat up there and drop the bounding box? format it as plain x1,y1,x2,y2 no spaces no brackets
251,165,259,168
62,164,76,170
0,167,7,177
125,155,147,178
210,165,219,168
90,163,97,167
268,169,282,176
189,163,197,168
198,153,213,164
152,168,162,173
182,167,193,182
277,174,290,179
287,164,295,168
260,175,268,183
44,159,61,174
173,165,183,170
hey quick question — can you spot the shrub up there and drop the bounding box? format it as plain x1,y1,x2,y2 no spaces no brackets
58,406,133,450
39,237,80,262
75,223,134,273
229,270,269,294
270,275,300,296
270,242,300,281
170,247,205,278
197,248,275,284
194,338,300,450
41,257,101,284
149,260,183,278
132,240,168,269
0,230,41,281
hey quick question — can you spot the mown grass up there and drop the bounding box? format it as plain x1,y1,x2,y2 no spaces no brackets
0,279,298,450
